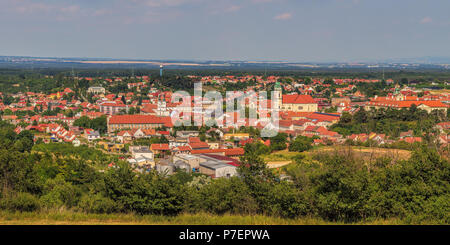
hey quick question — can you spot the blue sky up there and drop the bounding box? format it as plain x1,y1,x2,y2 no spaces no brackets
0,0,449,62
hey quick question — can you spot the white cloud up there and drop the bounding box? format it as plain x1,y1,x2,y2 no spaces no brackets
60,5,80,14
420,16,432,24
140,0,202,7
208,4,242,15
9,1,81,16
225,5,241,13
251,0,274,3
15,3,54,14
274,12,292,20
92,9,112,17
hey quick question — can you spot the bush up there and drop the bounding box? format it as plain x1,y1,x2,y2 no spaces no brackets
267,182,309,218
103,165,185,215
39,175,82,208
0,192,41,212
289,136,313,152
198,177,258,215
79,193,118,214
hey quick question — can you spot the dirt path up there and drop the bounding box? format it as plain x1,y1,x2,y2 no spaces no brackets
267,161,292,169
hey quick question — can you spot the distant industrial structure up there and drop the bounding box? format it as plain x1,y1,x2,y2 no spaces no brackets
160,64,163,77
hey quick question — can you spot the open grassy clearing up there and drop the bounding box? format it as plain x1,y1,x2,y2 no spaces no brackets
262,150,304,162
307,146,411,163
263,146,411,167
0,210,423,225
428,89,450,95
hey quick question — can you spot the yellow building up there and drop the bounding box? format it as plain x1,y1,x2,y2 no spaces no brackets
274,82,318,112
223,133,250,141
98,141,125,153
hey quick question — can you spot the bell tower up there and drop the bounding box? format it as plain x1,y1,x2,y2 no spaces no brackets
274,82,282,111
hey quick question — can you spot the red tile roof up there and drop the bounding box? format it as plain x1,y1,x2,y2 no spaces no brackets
282,94,316,104
109,115,170,125
190,148,245,156
367,100,448,108
188,137,201,143
401,137,423,144
176,146,192,152
151,144,170,151
279,120,293,128
101,101,126,107
189,142,210,149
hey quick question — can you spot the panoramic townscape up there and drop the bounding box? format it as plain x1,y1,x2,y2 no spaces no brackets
0,67,448,225
0,0,449,233
3,73,449,175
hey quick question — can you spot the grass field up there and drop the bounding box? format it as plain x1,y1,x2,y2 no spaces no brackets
307,145,411,162
263,150,304,168
263,146,411,167
0,210,419,225
428,89,450,95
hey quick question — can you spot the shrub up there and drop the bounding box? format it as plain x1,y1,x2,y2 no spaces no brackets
0,192,41,212
199,177,258,215
79,193,118,214
289,136,313,152
39,175,82,208
103,165,185,215
267,182,309,218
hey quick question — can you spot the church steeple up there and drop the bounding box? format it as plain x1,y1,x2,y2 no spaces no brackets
274,82,282,110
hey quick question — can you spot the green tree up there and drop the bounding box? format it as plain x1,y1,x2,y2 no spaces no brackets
0,150,41,194
354,107,368,124
269,133,288,151
289,136,313,152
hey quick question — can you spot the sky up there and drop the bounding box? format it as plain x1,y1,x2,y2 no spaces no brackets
0,0,449,62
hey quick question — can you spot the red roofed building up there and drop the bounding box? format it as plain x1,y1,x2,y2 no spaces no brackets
365,96,448,113
188,137,201,144
141,104,157,115
281,94,318,112
157,130,170,136
190,148,244,158
202,154,241,167
99,101,128,115
279,120,294,131
107,115,173,133
400,137,423,144
150,143,170,155
174,145,192,154
188,142,210,150
436,122,450,133
81,111,105,119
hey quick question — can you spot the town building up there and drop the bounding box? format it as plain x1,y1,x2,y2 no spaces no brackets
87,87,106,94
99,101,128,115
107,115,172,133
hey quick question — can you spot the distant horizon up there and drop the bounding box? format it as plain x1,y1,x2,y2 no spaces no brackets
2,54,450,65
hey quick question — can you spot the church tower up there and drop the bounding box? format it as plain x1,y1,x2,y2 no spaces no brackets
157,93,168,116
274,82,282,111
